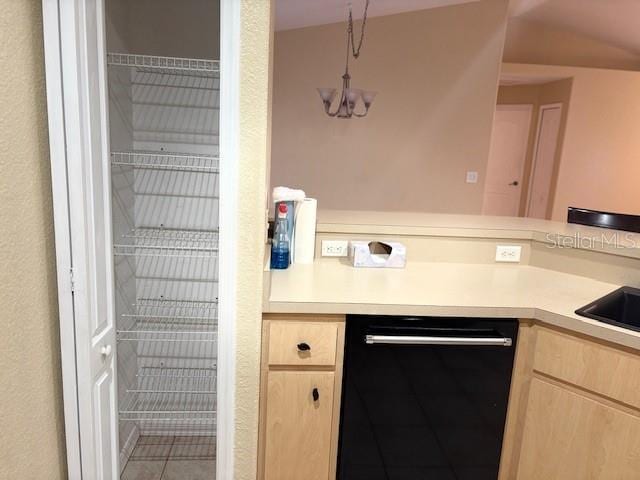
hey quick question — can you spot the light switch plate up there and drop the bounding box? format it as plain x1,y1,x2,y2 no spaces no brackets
466,171,479,184
321,240,349,257
495,245,522,263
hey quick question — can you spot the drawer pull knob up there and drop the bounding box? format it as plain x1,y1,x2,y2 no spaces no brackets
312,388,319,402
297,342,311,352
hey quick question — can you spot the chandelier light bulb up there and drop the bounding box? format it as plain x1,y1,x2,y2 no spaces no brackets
317,87,337,103
361,90,378,108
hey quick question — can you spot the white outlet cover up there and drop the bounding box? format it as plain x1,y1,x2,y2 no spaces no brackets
495,245,522,263
321,240,349,257
466,171,479,184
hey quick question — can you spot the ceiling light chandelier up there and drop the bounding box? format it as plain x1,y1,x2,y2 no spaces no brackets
317,0,377,118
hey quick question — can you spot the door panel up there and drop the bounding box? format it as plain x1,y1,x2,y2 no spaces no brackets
264,371,335,480
94,359,117,480
87,0,112,340
517,378,640,479
58,0,119,477
483,105,532,216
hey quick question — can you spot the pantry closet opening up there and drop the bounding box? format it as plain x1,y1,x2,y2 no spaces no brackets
106,1,221,478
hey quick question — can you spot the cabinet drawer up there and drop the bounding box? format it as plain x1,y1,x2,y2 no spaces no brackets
268,322,338,367
533,327,640,409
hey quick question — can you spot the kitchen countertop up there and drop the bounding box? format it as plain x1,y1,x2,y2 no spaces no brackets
316,210,640,259
265,259,640,351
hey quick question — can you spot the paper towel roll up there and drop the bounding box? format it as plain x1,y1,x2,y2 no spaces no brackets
294,198,317,264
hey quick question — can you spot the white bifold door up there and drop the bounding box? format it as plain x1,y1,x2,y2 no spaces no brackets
43,0,120,477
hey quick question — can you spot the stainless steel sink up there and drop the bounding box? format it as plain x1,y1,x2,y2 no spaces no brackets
576,286,640,332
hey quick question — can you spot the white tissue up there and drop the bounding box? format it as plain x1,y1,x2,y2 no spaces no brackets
293,198,317,264
272,186,306,203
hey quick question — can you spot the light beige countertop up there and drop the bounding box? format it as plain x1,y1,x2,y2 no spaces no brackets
265,259,640,351
316,210,640,259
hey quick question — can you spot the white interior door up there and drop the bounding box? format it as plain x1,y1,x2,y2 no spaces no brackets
526,104,562,219
43,0,119,478
482,105,533,216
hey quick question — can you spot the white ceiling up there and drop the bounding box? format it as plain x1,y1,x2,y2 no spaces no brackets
275,0,480,31
509,0,640,54
276,0,640,55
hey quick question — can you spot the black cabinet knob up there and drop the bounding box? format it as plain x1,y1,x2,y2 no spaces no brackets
312,388,319,402
297,342,311,352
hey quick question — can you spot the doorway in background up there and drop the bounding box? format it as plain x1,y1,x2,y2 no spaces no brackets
482,104,533,216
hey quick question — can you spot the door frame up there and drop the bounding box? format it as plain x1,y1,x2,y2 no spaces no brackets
42,0,239,478
525,103,563,218
41,2,83,477
217,0,240,478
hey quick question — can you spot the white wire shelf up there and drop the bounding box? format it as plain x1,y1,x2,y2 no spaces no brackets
133,130,219,146
131,79,219,91
118,297,217,342
117,322,217,343
114,227,219,258
123,298,218,327
111,151,219,173
119,366,216,423
132,100,219,110
107,53,220,78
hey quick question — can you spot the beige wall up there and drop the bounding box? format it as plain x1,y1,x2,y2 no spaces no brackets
107,0,220,59
271,0,509,213
504,18,640,71
502,63,640,220
0,0,66,478
497,78,573,218
235,1,273,479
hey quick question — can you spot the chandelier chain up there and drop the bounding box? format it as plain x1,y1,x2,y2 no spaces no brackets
317,0,376,118
348,0,370,59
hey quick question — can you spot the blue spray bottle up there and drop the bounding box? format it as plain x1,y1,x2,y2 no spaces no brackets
270,203,290,269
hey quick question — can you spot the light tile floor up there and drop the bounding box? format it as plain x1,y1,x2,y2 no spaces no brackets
121,436,216,480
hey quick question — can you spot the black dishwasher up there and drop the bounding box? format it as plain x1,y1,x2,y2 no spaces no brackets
337,316,518,480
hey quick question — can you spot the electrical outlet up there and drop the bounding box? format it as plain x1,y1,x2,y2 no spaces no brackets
322,240,349,257
495,245,522,263
466,171,479,184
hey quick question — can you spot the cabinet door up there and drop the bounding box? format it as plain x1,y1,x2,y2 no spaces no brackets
264,371,335,480
517,378,640,479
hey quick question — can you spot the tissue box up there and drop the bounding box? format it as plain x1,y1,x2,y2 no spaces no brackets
349,241,407,268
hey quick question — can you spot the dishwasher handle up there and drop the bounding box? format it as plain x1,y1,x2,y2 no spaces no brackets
365,334,513,347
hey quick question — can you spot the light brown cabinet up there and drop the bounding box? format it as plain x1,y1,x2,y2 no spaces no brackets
264,371,336,480
268,321,339,367
517,378,640,479
500,324,640,479
258,315,345,480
